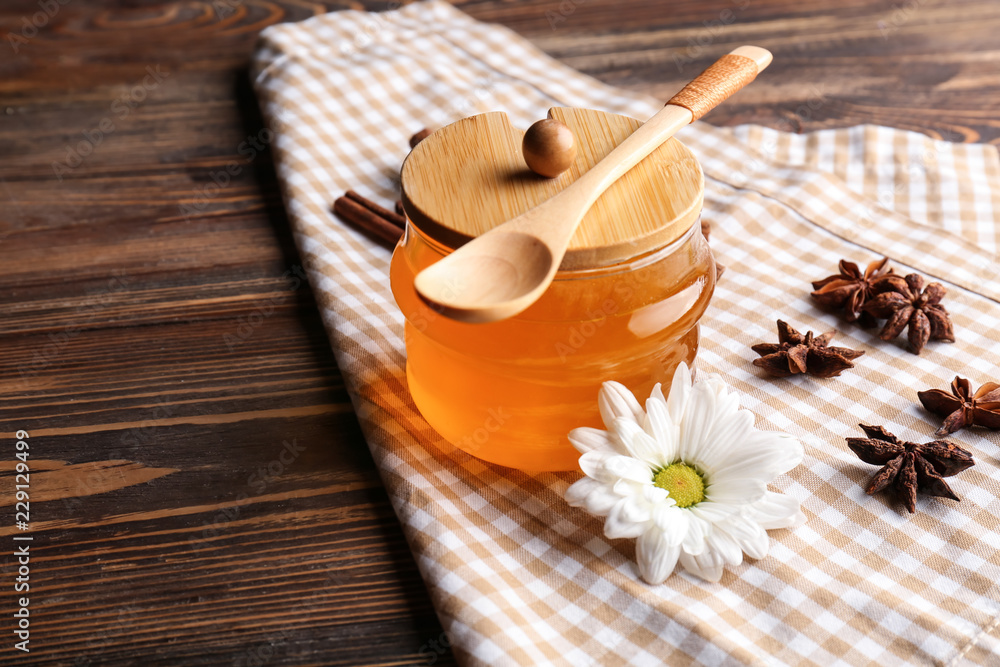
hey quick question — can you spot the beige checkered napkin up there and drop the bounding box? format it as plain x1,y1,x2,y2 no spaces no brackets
251,2,1000,665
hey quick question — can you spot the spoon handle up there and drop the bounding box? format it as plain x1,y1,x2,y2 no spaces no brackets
667,45,772,120
532,45,773,246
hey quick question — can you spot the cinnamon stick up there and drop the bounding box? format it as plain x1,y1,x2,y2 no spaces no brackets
344,190,406,229
333,195,404,245
409,128,432,148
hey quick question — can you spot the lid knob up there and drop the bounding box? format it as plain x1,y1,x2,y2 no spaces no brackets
522,119,577,178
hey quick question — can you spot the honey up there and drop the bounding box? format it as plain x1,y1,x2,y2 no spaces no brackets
393,107,713,471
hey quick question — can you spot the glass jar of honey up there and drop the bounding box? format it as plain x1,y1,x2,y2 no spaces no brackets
391,108,714,472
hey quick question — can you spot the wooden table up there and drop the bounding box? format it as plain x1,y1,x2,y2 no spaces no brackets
2,0,996,664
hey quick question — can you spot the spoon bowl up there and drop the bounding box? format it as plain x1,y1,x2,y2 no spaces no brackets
415,231,555,322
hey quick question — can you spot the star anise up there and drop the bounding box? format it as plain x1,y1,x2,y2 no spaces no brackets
918,376,1000,436
862,273,955,354
846,424,975,513
751,320,864,378
811,256,892,325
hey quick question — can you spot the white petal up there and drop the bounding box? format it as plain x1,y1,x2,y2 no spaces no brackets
566,477,621,516
568,427,615,454
688,501,739,523
708,530,743,567
765,433,805,474
652,504,690,547
679,548,724,583
745,491,804,530
603,454,654,484
713,515,760,542
705,477,767,504
612,479,653,510
604,498,648,539
739,528,770,561
586,487,621,515
708,436,794,486
717,431,803,482
713,384,741,415
649,382,667,405
613,418,666,467
716,517,769,561
566,476,601,507
677,378,717,463
681,512,708,555
706,529,745,567
612,477,636,495
666,362,692,424
643,395,679,464
599,381,645,430
688,407,753,472
703,373,729,398
578,450,618,483
637,529,681,584
621,492,653,524
641,483,670,505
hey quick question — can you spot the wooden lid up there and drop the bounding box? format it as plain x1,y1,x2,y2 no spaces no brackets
400,107,704,269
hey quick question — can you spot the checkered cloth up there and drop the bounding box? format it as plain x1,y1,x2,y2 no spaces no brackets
251,2,1000,664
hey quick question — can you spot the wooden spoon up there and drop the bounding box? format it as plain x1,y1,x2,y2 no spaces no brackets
414,46,773,323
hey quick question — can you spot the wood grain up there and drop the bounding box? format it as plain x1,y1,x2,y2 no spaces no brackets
401,108,702,265
1,0,997,664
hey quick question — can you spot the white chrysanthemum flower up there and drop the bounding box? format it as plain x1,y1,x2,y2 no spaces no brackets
565,362,804,584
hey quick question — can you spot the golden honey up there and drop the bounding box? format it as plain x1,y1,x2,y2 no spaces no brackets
390,223,715,471
393,108,713,471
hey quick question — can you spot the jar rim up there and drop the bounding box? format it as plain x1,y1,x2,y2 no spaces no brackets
405,214,702,281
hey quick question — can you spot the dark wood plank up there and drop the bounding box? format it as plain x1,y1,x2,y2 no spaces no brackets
456,0,1000,144
1,1,455,664
1,0,997,664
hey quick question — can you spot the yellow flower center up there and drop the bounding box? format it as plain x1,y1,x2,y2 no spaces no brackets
652,463,705,508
